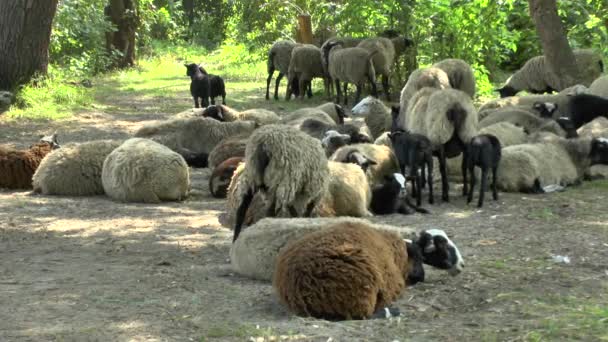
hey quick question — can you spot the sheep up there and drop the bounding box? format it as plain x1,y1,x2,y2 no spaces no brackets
201,104,280,126
185,63,210,108
322,37,366,50
370,173,429,215
286,44,328,100
32,140,122,196
563,93,608,129
273,222,464,320
233,124,330,241
479,107,567,136
134,116,257,167
207,73,227,105
321,130,351,157
464,134,501,208
589,75,608,97
322,41,378,105
230,216,464,282
330,143,400,186
403,87,479,201
433,58,476,99
374,132,392,148
285,102,347,125
207,134,248,170
576,117,608,179
0,134,59,189
266,40,299,100
209,157,243,198
389,130,434,206
397,67,451,124
497,49,603,98
351,96,391,140
356,38,396,100
282,111,336,126
102,138,190,203
496,137,608,192
295,118,372,144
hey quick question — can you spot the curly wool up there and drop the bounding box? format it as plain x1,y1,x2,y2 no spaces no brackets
273,222,412,320
433,58,476,98
230,217,416,281
330,143,400,186
398,68,451,127
102,138,190,203
32,140,122,196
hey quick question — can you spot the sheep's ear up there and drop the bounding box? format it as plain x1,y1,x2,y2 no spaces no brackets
367,158,378,166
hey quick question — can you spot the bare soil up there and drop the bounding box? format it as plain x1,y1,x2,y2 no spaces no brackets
1,83,607,342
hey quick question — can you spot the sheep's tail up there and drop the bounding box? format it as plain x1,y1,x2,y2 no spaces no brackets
367,50,379,84
446,102,467,133
251,143,270,192
267,50,276,74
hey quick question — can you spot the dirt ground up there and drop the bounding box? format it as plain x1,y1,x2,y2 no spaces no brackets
1,83,607,342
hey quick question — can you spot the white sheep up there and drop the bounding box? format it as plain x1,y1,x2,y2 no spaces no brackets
266,40,299,100
433,58,476,98
351,96,392,140
330,143,400,186
284,102,347,125
398,67,451,124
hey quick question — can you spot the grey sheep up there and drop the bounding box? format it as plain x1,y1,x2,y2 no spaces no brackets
356,37,397,100
207,134,249,170
286,44,328,99
397,67,451,125
588,75,608,98
102,138,190,203
294,118,372,144
283,102,347,125
266,40,299,100
134,116,257,167
233,124,330,241
201,104,280,126
496,137,608,192
330,143,400,187
433,58,476,99
479,107,566,136
498,49,603,97
322,41,378,105
351,95,392,140
33,140,121,196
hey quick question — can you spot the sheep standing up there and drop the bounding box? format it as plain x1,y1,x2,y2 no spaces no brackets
233,124,329,241
286,44,328,99
185,63,210,108
356,37,396,100
433,59,476,99
33,140,121,196
322,42,378,105
266,40,299,100
201,104,280,126
273,222,464,320
0,134,58,189
397,67,451,124
465,134,501,208
497,49,603,97
102,138,190,203
351,96,391,140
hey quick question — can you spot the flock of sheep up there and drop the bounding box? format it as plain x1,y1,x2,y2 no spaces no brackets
2,34,608,321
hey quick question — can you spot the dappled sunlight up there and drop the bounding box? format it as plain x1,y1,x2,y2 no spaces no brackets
444,210,474,219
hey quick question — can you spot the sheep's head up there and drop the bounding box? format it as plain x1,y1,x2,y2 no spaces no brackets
210,157,243,198
202,105,225,121
556,117,578,138
589,138,608,165
404,238,425,285
39,133,60,149
416,229,464,276
497,85,518,98
351,96,386,117
184,63,203,77
322,130,350,157
344,150,377,172
533,102,558,118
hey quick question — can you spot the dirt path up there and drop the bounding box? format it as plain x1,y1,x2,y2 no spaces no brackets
1,78,607,342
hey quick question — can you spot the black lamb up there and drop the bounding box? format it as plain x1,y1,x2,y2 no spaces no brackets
185,63,227,108
370,173,429,215
464,134,501,208
566,93,608,129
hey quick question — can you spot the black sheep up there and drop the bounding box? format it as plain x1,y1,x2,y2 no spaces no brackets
566,93,608,129
185,63,227,107
464,134,501,208
370,173,429,215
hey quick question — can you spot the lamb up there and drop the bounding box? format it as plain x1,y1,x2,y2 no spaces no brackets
207,134,248,170
286,44,328,99
266,40,299,100
497,49,603,97
322,41,378,105
351,96,391,140
321,130,351,157
370,173,429,215
285,102,347,125
389,130,434,206
576,117,608,179
134,116,257,167
330,143,400,186
32,140,121,196
0,134,59,189
356,37,396,100
273,222,464,320
209,157,243,198
233,124,330,241
464,134,501,208
102,138,190,203
201,104,280,126
433,58,476,98
403,87,479,201
185,63,210,108
397,67,451,124
563,93,608,129
496,137,608,192
230,216,464,282
589,75,608,98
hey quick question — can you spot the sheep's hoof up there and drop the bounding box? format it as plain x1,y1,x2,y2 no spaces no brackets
477,202,483,208
442,195,449,202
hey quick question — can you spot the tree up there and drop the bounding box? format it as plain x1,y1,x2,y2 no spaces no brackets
106,0,138,68
0,0,59,90
528,0,579,89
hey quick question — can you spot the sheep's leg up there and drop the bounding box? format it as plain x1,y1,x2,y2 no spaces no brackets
221,92,226,105
492,166,499,201
420,164,427,189
368,74,378,98
297,77,306,100
306,80,313,98
382,74,390,100
437,148,449,202
233,189,254,242
467,164,475,204
478,167,488,208
304,199,317,217
343,83,349,105
266,68,274,100
427,156,434,204
285,76,293,101
416,172,423,207
335,79,342,104
210,96,216,105
275,72,284,100
461,149,469,197
193,97,199,108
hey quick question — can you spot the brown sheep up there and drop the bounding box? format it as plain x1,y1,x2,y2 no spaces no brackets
209,157,244,198
0,134,59,189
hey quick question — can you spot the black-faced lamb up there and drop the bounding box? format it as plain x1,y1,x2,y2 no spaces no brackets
266,40,299,100
286,44,328,100
389,130,434,205
209,156,243,198
233,124,330,241
201,104,280,126
102,138,190,203
370,173,429,215
564,93,608,130
0,134,59,189
464,134,501,208
322,41,378,105
273,222,464,320
497,49,603,98
32,140,122,196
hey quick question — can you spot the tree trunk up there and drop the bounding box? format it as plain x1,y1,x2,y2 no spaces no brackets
297,14,313,44
0,0,59,90
528,0,579,89
106,0,137,68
